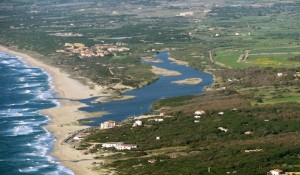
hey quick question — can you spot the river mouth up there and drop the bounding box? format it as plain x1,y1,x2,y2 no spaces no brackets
77,51,214,126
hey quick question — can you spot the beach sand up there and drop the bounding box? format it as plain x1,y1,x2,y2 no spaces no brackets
0,45,105,175
172,78,202,85
168,57,189,66
151,66,181,76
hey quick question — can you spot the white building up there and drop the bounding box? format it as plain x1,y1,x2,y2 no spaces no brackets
218,127,228,132
115,144,137,150
194,110,205,115
102,142,123,148
178,12,194,17
154,118,164,122
268,169,284,175
100,120,116,129
133,120,143,127
277,73,283,77
218,112,224,115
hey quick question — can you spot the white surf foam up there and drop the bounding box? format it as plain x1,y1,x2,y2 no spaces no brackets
19,77,25,82
18,166,39,173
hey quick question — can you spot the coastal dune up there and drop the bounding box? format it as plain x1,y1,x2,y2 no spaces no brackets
0,45,103,175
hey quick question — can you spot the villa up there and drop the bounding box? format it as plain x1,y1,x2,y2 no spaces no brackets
102,142,124,148
115,144,137,150
100,120,116,129
102,142,137,150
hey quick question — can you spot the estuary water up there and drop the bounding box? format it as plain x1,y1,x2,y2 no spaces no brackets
79,51,214,125
0,52,73,175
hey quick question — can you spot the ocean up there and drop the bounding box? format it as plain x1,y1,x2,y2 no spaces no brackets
0,52,73,175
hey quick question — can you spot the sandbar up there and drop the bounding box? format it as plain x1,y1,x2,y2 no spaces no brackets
172,78,202,85
151,66,181,76
168,57,189,66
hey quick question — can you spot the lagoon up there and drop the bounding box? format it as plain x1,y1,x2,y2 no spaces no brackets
79,52,214,125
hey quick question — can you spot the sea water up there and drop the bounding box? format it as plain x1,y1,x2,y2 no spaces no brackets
0,53,73,175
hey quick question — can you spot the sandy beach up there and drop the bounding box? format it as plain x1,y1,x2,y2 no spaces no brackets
0,45,105,175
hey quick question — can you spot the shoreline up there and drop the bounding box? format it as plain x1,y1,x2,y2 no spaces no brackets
0,45,105,175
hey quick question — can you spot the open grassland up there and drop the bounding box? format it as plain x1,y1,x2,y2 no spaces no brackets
201,2,300,69
214,51,250,68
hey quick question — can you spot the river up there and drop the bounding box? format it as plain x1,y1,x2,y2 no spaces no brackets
78,51,214,126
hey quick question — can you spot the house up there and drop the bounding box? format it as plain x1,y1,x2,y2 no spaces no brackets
244,131,253,135
156,136,160,140
133,120,142,127
285,172,300,175
73,136,84,140
154,118,164,122
218,127,228,132
195,110,205,115
148,159,157,164
277,73,283,77
115,144,137,150
102,142,123,148
194,120,200,123
100,120,116,129
244,149,263,153
194,115,201,119
268,169,284,175
178,12,194,17
218,112,224,115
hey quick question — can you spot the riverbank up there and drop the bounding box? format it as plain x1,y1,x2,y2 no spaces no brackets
0,45,107,175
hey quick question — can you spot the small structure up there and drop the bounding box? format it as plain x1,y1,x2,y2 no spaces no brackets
194,110,205,115
218,127,228,132
178,12,194,17
268,169,284,175
277,73,283,77
194,115,201,119
102,142,123,148
148,159,157,164
244,131,253,135
73,136,84,140
100,120,116,129
285,172,300,175
115,144,137,150
244,149,263,153
133,120,143,127
154,118,164,122
156,136,160,140
159,113,165,117
194,120,200,123
218,112,224,115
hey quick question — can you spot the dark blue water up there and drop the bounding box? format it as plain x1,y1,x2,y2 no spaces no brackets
0,53,73,175
79,52,214,125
